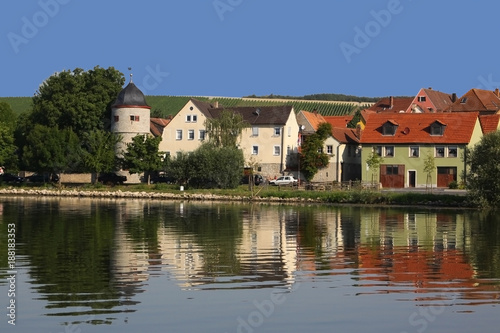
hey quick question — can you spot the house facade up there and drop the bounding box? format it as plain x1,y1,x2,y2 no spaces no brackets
359,112,482,188
158,99,300,178
296,111,361,183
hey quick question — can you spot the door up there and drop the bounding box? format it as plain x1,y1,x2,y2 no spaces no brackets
380,164,405,188
437,167,457,187
408,171,416,188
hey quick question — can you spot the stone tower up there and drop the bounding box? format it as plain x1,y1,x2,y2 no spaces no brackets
111,74,151,183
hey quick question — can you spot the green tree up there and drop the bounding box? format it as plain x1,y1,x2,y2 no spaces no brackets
22,125,82,177
122,134,163,185
366,150,383,186
81,130,122,184
29,66,124,137
423,149,436,190
169,144,244,189
467,131,500,207
0,124,18,171
205,110,248,148
300,122,333,181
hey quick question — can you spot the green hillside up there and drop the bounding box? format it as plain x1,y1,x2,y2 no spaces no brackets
1,95,371,118
0,97,32,115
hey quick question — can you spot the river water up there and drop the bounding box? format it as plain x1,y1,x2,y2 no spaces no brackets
0,196,499,332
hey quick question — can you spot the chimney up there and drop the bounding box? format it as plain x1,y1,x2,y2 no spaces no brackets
389,96,394,109
355,123,362,138
451,93,457,103
495,88,500,98
213,101,219,108
313,108,318,115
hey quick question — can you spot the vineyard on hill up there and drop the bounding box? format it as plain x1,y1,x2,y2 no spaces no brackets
0,96,373,117
147,96,372,117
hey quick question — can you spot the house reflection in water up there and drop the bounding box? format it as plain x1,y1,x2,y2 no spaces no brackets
110,201,499,305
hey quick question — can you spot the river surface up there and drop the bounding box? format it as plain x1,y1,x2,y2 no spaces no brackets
0,196,499,332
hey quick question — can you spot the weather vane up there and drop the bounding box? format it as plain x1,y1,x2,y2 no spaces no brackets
128,67,133,82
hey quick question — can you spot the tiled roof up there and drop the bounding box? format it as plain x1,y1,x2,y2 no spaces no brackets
301,111,326,131
150,118,171,137
367,97,414,113
190,98,218,117
421,88,454,112
359,112,479,144
478,114,500,134
324,115,353,128
207,105,294,126
445,89,500,113
331,127,359,144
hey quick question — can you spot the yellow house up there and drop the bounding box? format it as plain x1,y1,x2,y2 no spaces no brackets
158,99,300,178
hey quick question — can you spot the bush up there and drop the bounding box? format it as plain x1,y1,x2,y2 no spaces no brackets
448,181,458,189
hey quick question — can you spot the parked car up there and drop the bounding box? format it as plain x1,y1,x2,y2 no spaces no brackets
150,174,175,184
269,175,298,186
0,173,24,183
26,173,59,183
241,174,264,185
98,173,127,185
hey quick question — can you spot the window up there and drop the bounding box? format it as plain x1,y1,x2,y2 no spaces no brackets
192,115,197,122
384,146,394,157
386,165,399,175
382,122,398,136
186,115,191,122
176,130,183,140
273,145,281,156
418,96,426,102
130,115,136,121
410,146,419,157
460,97,468,104
317,147,323,153
199,130,206,141
188,130,195,140
435,146,445,157
114,115,119,122
327,145,333,155
374,146,382,156
252,127,259,136
448,146,458,158
252,145,259,155
274,127,281,136
430,122,445,136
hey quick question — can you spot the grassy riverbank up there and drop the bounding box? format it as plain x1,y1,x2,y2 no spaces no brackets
0,182,474,208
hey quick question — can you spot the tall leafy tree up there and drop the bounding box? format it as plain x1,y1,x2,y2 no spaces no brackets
122,135,163,185
205,110,248,148
22,125,82,176
81,130,122,183
467,131,500,207
300,122,332,181
29,66,124,137
0,124,18,171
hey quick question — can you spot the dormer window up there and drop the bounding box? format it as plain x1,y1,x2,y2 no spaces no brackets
418,96,426,102
460,97,468,104
382,120,398,136
430,120,446,136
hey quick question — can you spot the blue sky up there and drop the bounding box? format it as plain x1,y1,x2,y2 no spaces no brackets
2,0,500,98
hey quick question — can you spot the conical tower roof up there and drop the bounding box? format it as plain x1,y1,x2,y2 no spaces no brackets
112,75,150,108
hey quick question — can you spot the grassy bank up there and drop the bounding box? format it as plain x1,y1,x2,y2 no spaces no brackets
0,182,474,208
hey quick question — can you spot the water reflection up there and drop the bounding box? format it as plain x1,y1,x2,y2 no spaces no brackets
0,197,499,327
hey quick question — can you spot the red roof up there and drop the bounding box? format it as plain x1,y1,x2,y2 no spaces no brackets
301,111,326,131
479,114,500,134
360,112,479,144
324,115,353,128
367,97,414,113
331,127,359,144
150,118,171,137
445,88,500,113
